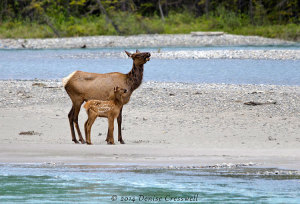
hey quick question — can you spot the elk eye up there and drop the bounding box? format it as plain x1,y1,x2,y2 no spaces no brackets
124,89,127,93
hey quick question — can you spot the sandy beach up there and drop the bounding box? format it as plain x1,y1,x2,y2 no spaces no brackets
0,80,299,171
0,33,299,172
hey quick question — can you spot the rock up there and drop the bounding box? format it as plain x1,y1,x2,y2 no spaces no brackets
244,101,277,106
32,82,46,87
268,136,277,141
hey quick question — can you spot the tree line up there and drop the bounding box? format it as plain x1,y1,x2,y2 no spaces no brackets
0,0,299,37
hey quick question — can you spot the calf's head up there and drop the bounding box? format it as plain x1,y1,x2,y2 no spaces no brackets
113,86,127,102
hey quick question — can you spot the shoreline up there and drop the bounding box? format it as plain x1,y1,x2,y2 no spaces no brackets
0,80,299,171
0,144,300,172
0,34,298,49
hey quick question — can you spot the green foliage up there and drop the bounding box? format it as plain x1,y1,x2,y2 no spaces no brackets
210,6,245,29
232,24,300,41
0,21,54,38
0,0,299,41
139,2,156,16
252,1,268,25
70,0,87,6
61,16,116,36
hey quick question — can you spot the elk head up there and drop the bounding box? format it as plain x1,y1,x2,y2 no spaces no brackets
125,50,151,66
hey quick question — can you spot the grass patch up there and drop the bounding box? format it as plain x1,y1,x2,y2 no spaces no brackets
0,11,299,41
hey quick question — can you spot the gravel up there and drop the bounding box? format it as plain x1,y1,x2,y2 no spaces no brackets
58,49,300,60
1,80,299,119
0,34,297,49
1,34,299,60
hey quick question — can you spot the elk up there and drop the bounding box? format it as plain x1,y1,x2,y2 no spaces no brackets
63,50,151,144
84,86,127,145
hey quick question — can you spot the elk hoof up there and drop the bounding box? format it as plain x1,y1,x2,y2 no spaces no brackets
119,139,125,144
79,139,86,144
107,141,115,145
87,142,93,145
73,139,80,144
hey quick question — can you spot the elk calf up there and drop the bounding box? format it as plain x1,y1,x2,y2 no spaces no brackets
84,87,127,145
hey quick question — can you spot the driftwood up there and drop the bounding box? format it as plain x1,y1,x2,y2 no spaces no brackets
191,31,224,36
19,131,42,136
244,101,277,106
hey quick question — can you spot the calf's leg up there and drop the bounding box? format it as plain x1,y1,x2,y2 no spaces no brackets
106,117,115,145
117,108,125,144
85,114,97,145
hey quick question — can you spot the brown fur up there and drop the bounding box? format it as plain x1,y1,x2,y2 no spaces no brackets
63,50,151,144
84,87,127,145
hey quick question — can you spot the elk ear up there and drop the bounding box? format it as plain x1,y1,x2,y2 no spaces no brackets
125,51,132,58
136,49,140,53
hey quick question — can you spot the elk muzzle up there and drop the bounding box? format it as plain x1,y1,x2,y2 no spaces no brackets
145,53,151,61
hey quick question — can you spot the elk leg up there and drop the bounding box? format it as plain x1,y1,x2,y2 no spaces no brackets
105,125,110,143
105,131,109,142
84,119,88,143
68,107,79,143
84,109,90,144
73,102,86,144
117,107,125,144
85,114,97,145
106,118,115,145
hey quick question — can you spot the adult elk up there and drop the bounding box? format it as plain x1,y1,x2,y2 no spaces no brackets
63,50,151,144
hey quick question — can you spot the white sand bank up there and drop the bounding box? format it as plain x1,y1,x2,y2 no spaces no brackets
0,81,299,170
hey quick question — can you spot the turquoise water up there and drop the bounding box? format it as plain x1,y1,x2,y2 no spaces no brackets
0,164,299,203
1,47,300,85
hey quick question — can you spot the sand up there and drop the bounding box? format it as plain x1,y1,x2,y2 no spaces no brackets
0,80,299,170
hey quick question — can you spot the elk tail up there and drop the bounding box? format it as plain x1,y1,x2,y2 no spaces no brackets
62,71,77,87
